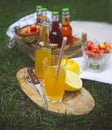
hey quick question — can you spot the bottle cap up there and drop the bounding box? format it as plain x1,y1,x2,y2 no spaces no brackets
52,11,59,15
41,7,47,11
62,8,69,12
36,5,42,9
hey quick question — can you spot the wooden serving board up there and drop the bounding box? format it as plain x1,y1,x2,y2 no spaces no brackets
16,67,95,115
15,33,87,60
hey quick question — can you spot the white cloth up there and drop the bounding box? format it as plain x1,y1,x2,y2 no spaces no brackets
72,54,112,84
6,12,52,38
70,21,112,44
6,12,52,48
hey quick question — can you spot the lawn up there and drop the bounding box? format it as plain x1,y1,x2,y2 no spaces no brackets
0,0,112,130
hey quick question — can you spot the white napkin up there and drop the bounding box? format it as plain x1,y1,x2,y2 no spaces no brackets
72,54,112,84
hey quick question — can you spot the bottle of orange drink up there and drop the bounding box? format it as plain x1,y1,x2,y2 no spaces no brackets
60,8,72,45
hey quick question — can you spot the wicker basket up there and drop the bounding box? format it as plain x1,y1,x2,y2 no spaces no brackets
15,25,40,43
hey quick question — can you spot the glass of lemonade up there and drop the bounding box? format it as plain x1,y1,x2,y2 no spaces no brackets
43,55,67,102
35,48,51,79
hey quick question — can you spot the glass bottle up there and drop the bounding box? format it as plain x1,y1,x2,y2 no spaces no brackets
41,7,47,23
35,8,51,79
49,11,62,48
60,8,72,45
35,42,51,79
36,5,42,24
39,7,50,45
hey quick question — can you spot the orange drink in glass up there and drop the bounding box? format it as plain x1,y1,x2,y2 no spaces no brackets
35,48,51,79
43,55,67,102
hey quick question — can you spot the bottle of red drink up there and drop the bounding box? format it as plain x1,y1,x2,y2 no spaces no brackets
49,11,62,48
60,8,72,45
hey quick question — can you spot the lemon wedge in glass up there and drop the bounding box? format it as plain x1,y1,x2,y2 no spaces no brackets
65,71,82,92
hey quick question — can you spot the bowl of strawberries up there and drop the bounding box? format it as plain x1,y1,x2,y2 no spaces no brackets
82,40,112,69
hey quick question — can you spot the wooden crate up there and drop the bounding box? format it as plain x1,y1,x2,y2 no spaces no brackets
15,33,87,60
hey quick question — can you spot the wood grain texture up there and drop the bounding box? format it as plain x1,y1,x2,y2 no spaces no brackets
15,35,84,60
16,67,95,115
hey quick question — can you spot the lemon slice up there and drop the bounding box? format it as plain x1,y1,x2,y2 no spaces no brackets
61,59,80,74
65,71,82,92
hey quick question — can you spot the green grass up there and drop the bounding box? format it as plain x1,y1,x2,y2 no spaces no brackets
0,0,112,130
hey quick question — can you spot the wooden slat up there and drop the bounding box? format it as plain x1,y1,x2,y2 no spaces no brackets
15,34,86,60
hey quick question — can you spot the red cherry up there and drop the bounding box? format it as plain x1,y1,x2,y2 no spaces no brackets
30,25,37,32
84,40,111,57
86,41,94,47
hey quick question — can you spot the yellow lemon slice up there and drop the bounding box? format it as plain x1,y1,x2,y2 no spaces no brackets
65,71,82,92
61,59,80,74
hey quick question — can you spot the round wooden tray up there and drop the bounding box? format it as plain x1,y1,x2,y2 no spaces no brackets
16,67,95,115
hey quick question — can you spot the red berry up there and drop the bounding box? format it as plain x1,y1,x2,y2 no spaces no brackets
30,25,37,32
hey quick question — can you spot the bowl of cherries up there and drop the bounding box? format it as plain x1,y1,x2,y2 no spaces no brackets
82,40,112,70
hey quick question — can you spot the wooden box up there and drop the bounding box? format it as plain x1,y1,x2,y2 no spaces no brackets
15,33,87,60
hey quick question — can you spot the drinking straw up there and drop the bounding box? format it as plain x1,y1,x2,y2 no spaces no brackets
56,37,67,76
